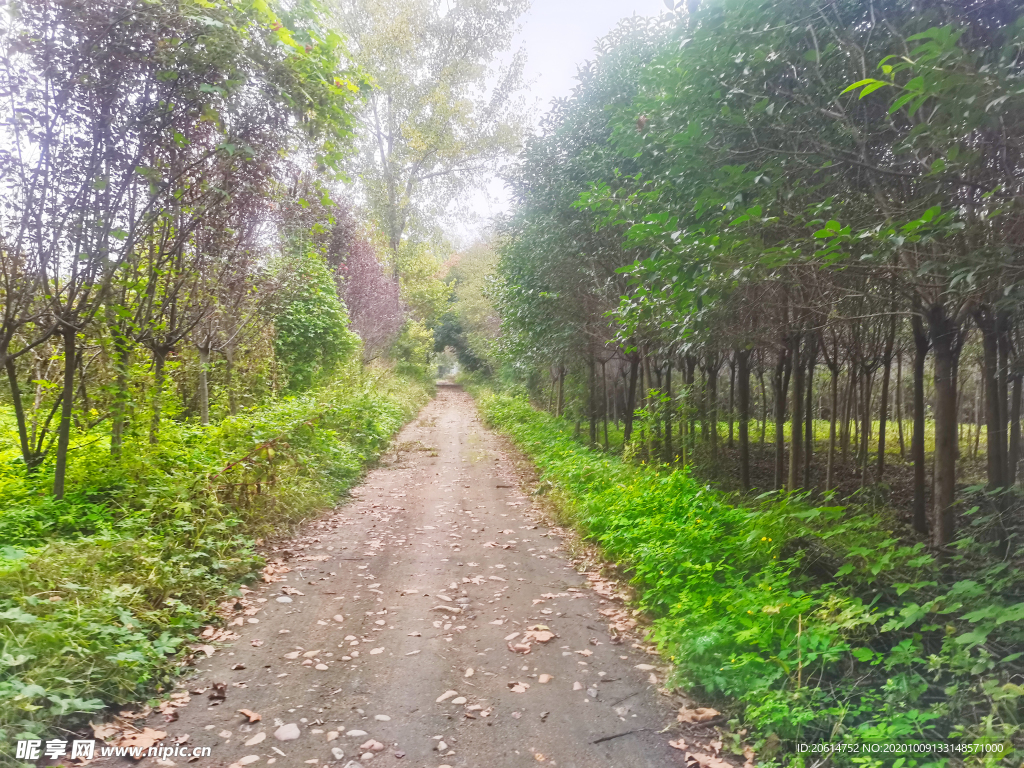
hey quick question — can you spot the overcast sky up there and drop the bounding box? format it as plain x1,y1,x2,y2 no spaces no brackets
455,0,669,243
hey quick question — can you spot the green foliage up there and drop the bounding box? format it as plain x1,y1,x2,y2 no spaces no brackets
0,365,429,755
273,249,359,390
390,319,435,381
475,390,1024,765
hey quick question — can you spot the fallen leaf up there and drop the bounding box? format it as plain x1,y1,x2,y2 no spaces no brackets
244,732,266,746
575,649,593,656
191,644,216,658
669,739,688,751
524,629,555,643
508,642,532,654
250,639,264,647
508,681,530,693
685,752,733,768
677,706,721,724
116,727,166,752
538,674,553,683
238,709,261,723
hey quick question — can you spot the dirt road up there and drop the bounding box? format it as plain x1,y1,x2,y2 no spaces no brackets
141,387,686,768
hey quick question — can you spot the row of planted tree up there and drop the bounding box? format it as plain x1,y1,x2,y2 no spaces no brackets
491,0,1024,550
0,0,420,500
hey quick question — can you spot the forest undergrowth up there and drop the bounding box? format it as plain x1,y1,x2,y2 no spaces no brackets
473,388,1024,766
0,366,429,755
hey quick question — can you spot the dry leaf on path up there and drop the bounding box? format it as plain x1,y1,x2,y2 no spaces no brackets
669,739,688,751
677,706,720,724
685,752,733,768
508,642,532,654
237,709,261,723
116,727,166,753
508,681,530,693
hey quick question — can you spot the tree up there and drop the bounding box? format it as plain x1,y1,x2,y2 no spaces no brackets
333,0,528,258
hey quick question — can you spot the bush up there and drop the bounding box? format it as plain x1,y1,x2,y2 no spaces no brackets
476,391,1023,766
0,364,429,756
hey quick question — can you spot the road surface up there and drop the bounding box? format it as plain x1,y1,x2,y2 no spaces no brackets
133,387,692,768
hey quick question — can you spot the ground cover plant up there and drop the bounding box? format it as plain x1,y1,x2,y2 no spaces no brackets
476,389,1024,766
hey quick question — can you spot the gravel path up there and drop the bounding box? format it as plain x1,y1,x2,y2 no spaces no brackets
132,387,686,768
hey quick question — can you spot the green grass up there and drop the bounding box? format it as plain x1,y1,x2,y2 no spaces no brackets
0,364,430,760
474,389,1024,767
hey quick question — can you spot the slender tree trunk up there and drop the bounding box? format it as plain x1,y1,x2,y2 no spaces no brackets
109,332,132,457
706,355,719,465
1010,371,1021,486
738,348,751,491
997,312,1011,481
623,354,639,443
728,356,735,449
973,365,982,460
224,347,238,416
826,364,839,492
911,313,929,536
150,348,168,445
664,362,673,463
53,325,78,500
556,365,565,418
841,369,853,462
602,360,609,450
758,364,768,445
773,348,788,490
877,314,896,479
859,367,873,486
588,351,597,447
896,349,906,459
804,335,816,488
928,304,962,548
5,357,33,467
789,333,803,491
975,309,1005,489
198,344,211,426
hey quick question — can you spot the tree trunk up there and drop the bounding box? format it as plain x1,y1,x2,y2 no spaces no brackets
602,360,609,450
895,349,906,459
758,364,768,445
974,308,1005,489
876,314,896,479
737,348,751,491
556,365,565,418
911,312,929,536
773,348,788,490
997,312,1011,481
789,333,803,491
804,335,816,488
841,369,853,462
664,362,673,463
198,344,211,426
826,364,839,492
706,355,719,464
224,347,238,416
623,354,639,443
1010,370,1021,486
53,325,78,500
859,367,873,486
150,348,168,445
588,351,597,447
928,304,962,548
5,357,33,468
727,356,735,449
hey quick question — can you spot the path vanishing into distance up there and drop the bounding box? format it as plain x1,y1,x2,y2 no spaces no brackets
125,387,701,768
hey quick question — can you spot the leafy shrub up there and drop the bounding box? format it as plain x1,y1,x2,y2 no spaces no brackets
476,390,1023,766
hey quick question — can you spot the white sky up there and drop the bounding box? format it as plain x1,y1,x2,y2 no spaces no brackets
453,0,669,243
